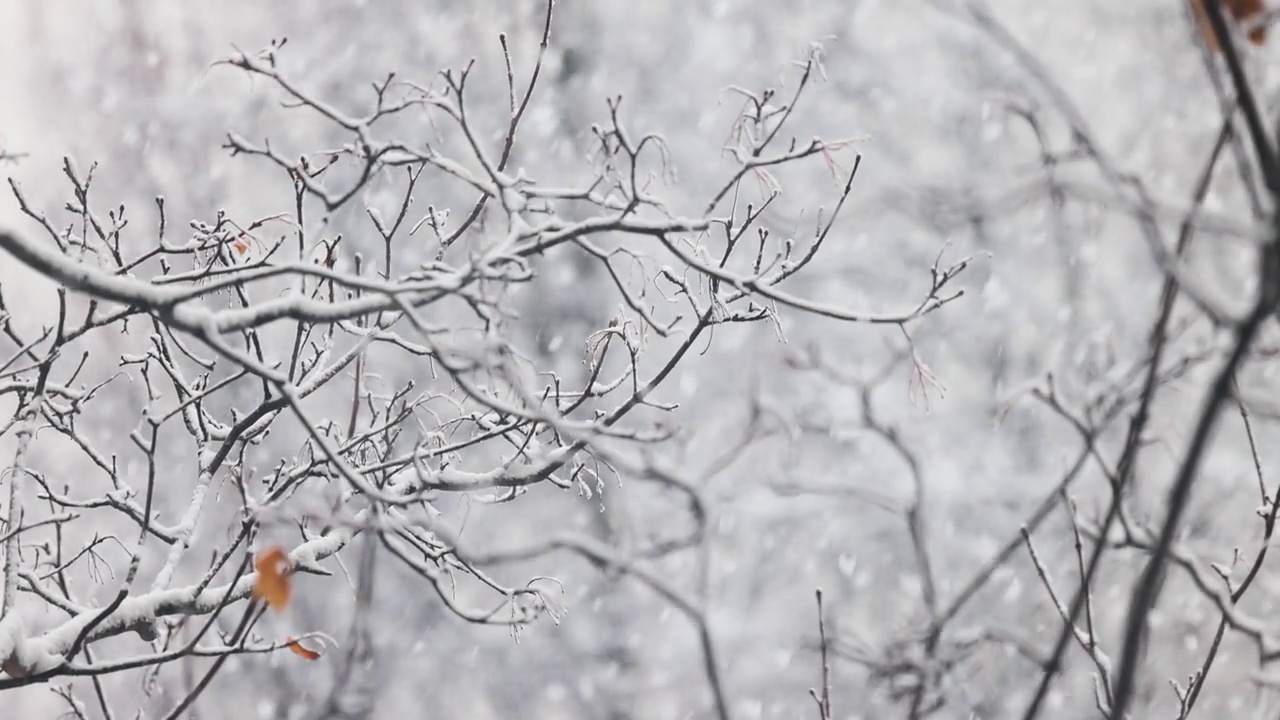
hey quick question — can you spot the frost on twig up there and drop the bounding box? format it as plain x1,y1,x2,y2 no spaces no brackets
0,9,964,717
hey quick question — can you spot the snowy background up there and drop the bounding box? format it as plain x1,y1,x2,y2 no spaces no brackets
2,1,1277,718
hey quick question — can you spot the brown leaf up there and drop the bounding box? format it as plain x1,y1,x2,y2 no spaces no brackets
286,636,323,661
1191,0,1268,51
252,545,293,612
1,655,28,679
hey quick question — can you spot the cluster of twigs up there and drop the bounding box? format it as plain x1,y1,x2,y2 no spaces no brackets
0,4,966,718
794,1,1280,718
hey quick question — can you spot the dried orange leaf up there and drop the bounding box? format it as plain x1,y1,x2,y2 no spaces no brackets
253,546,293,612
1191,0,1268,51
286,636,322,661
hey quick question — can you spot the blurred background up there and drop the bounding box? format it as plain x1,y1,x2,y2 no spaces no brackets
1,1,1275,718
